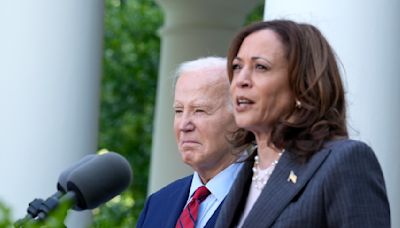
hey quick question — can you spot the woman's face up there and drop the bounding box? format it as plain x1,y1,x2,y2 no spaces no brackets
230,29,293,134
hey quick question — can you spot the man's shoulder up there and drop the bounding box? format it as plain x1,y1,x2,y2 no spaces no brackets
149,174,193,198
137,175,193,228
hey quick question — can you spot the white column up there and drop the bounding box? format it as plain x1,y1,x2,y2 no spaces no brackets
0,0,104,226
149,0,262,193
264,0,400,226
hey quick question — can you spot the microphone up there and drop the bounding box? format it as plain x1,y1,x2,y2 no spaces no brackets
15,152,132,226
66,152,132,210
57,154,96,193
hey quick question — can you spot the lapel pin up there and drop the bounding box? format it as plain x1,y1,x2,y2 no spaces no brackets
287,170,297,184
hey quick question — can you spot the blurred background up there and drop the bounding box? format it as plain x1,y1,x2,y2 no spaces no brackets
0,0,398,227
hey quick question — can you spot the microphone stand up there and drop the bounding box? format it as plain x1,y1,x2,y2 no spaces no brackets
14,192,76,227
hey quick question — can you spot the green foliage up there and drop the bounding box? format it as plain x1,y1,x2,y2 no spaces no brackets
91,192,135,227
244,2,265,25
0,201,12,228
94,0,162,227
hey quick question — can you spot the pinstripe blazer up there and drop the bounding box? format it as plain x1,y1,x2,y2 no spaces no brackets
215,139,390,228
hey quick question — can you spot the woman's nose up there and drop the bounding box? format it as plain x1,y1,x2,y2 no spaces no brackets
235,68,252,88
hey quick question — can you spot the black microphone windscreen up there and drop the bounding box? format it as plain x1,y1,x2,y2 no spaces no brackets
66,152,132,210
57,154,96,192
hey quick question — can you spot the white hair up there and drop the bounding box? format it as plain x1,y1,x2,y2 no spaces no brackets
172,56,232,112
173,56,227,87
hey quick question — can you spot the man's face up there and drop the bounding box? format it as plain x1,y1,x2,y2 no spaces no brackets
173,69,237,177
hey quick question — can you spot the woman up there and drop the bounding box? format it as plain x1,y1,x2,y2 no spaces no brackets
215,20,390,227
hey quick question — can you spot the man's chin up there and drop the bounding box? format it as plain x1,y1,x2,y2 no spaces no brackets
181,151,199,165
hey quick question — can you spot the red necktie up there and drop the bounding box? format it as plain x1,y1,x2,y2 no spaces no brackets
176,186,211,228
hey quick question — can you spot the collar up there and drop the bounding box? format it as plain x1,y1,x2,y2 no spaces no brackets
190,162,243,202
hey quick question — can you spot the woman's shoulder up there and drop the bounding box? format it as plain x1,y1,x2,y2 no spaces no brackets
324,139,373,154
322,139,380,168
316,139,385,190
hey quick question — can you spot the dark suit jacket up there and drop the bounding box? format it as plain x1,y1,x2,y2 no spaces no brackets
137,175,222,228
215,139,390,228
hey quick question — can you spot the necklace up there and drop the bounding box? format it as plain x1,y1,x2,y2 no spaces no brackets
252,150,284,190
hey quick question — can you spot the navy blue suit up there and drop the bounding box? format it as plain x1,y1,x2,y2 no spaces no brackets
216,139,390,227
137,175,222,228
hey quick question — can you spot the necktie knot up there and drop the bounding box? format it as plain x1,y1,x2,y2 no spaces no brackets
192,186,210,203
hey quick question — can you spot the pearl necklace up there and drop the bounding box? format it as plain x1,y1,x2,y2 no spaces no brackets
252,150,284,190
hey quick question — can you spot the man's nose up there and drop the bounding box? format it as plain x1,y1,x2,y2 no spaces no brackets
179,114,195,132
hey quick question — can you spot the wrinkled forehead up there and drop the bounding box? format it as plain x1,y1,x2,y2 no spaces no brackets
174,73,230,105
176,68,228,91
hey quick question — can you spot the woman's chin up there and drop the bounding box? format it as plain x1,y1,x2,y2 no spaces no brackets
235,118,254,130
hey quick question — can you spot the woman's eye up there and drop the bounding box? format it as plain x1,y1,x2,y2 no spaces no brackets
174,109,182,114
232,63,241,71
255,64,268,70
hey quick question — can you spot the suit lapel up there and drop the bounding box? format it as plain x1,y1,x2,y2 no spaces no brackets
165,176,193,227
217,160,254,227
243,148,331,227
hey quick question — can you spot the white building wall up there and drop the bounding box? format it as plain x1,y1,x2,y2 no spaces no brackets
0,0,104,226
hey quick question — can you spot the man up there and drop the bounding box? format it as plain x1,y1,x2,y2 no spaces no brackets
137,57,245,228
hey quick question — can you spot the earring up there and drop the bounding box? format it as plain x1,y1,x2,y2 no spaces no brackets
295,100,302,109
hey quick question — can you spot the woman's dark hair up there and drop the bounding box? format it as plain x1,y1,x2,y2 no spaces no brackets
228,20,348,160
